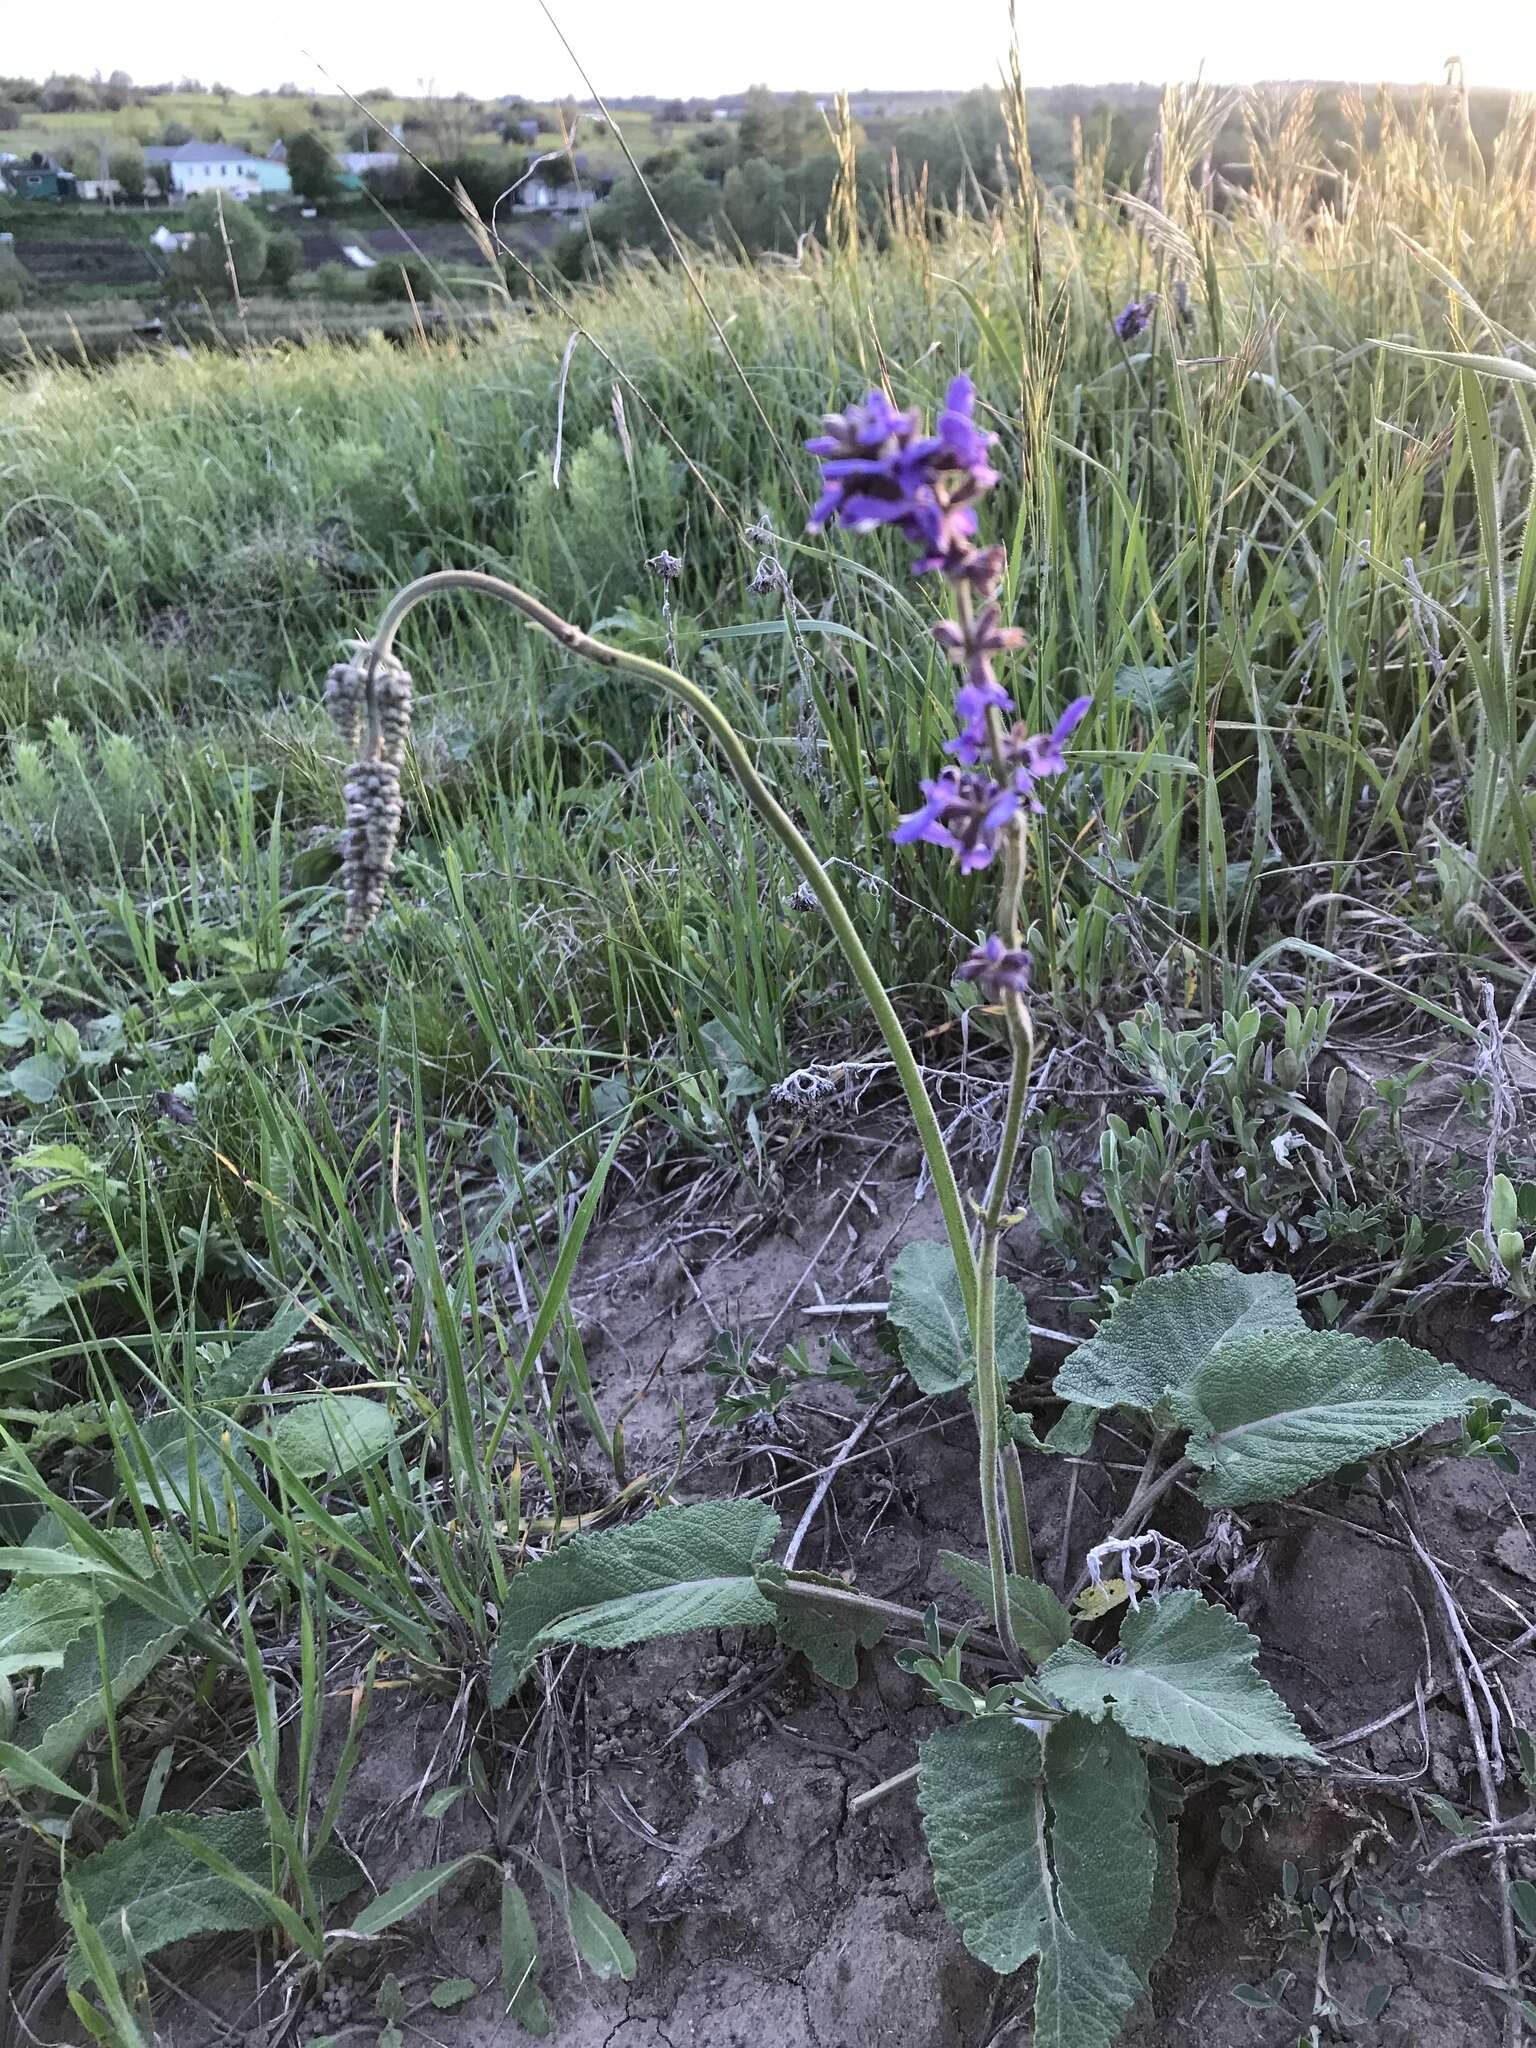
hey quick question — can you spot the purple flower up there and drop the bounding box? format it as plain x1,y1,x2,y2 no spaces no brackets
955,934,1032,998
1011,696,1093,778
931,375,999,490
892,767,1027,873
1113,298,1154,343
805,389,930,535
806,376,999,578
932,604,1026,762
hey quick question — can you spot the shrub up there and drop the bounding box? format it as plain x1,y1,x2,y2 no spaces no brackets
263,229,302,292
109,151,147,202
0,245,28,311
365,255,432,303
171,194,269,296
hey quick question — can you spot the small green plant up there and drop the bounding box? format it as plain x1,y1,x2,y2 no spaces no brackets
1467,1173,1536,1301
321,374,1505,2048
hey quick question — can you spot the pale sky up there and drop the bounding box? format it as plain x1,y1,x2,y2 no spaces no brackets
9,0,1536,100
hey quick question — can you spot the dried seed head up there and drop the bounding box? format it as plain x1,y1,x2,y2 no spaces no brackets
341,757,404,939
326,642,416,938
646,549,683,583
372,657,414,766
323,646,414,763
322,658,368,752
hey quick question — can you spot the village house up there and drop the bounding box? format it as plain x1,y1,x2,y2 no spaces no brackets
142,144,292,200
1,154,76,200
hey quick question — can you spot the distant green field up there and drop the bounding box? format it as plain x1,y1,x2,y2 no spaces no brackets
1,90,656,180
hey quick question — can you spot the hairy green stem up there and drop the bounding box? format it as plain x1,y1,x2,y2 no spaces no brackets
972,1231,1014,1645
364,570,980,1321
977,696,1040,1588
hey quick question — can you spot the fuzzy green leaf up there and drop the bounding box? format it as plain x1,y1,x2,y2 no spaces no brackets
937,1551,1072,1664
430,1978,476,2010
918,1714,1160,2048
266,1393,397,1480
500,1880,551,2037
1044,1403,1099,1457
199,1302,312,1408
66,1810,356,1982
756,1565,887,1687
888,1242,1029,1395
1052,1265,1303,1414
4,1054,67,1105
1170,1330,1485,1506
489,1502,779,1704
0,1575,96,1678
556,1878,635,1982
1040,1591,1318,1763
18,1564,220,1773
350,1855,481,1934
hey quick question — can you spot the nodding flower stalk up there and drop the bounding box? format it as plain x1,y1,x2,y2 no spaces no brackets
325,568,980,1355
807,373,1090,1627
328,376,1087,1661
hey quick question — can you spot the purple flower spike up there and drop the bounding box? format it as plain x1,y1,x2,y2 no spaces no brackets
955,934,1032,998
1113,298,1154,343
892,767,1028,873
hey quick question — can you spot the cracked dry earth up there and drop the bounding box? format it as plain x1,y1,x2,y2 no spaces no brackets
139,1135,1530,2048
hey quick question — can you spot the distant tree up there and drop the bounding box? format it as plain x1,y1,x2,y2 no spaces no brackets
285,130,340,201
263,228,302,291
722,157,789,250
412,155,525,220
101,69,133,110
0,103,20,132
160,120,193,146
39,73,98,112
659,98,689,124
110,149,147,201
173,193,269,296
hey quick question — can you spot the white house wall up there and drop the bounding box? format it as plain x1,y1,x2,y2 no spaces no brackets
171,163,268,198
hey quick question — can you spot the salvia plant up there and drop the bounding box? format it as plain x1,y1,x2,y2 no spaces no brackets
327,375,1502,2048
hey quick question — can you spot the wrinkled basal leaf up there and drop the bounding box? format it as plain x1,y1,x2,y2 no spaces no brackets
68,1809,356,1980
918,1714,1163,2048
756,1564,886,1687
199,1301,312,1408
19,1562,222,1773
1170,1329,1485,1506
266,1392,397,1481
1041,1590,1317,1764
490,1501,780,1704
0,1576,96,1679
1053,1265,1303,1414
888,1242,1030,1395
